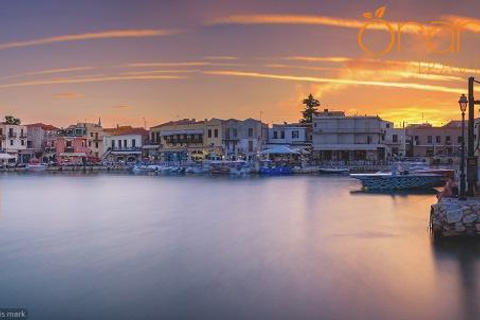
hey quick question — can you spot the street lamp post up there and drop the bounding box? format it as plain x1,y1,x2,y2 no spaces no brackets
459,94,468,200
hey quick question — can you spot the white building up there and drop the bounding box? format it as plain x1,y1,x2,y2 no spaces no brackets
312,109,390,162
103,126,147,162
267,123,310,150
0,123,27,162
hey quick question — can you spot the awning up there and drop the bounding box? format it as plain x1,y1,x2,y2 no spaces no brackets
260,146,300,155
0,153,15,160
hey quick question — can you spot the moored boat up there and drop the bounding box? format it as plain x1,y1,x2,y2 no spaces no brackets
26,159,48,172
350,172,444,190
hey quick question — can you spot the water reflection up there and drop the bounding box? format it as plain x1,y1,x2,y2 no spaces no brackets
432,239,480,320
350,189,439,196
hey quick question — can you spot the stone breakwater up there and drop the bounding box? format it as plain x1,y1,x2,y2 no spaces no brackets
431,198,480,238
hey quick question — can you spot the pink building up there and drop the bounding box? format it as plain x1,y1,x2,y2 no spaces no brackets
55,136,92,165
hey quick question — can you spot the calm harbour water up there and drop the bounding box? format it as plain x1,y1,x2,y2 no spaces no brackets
0,173,479,320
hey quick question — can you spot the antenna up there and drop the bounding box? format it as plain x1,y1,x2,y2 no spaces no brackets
142,117,147,129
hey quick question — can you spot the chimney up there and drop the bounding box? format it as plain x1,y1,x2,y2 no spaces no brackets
324,109,328,113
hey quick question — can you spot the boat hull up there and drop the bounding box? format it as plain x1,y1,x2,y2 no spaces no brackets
351,174,444,190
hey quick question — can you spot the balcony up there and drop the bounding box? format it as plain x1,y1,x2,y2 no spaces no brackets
8,133,17,139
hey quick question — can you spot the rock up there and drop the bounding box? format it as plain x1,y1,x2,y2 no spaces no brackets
475,224,480,231
446,209,464,224
463,214,478,224
455,225,467,233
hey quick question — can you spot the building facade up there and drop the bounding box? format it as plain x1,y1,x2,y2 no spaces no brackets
406,122,462,162
312,109,390,162
103,126,148,162
26,123,58,162
0,123,28,162
267,123,310,150
221,118,268,160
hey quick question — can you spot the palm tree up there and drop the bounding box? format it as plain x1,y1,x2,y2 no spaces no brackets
300,94,320,123
4,115,21,125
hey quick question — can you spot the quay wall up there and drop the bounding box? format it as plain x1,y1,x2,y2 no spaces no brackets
431,198,480,238
0,165,130,173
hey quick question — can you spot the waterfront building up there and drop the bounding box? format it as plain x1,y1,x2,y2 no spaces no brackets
103,126,148,162
405,121,462,162
204,118,223,159
26,123,58,162
149,119,206,161
266,122,311,151
312,109,390,162
84,120,104,159
384,126,406,158
0,122,28,162
221,118,268,160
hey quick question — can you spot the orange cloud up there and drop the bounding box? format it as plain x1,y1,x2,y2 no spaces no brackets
204,14,427,34
123,62,211,68
53,91,84,99
204,70,463,94
0,29,183,50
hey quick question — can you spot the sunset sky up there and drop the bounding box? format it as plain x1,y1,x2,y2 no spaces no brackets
1,0,480,128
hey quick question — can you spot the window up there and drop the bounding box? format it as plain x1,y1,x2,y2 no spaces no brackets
248,128,254,137
446,136,451,142
427,136,432,144
292,131,299,139
208,129,212,138
10,140,13,146
392,134,398,143
458,136,462,143
436,136,441,143
233,129,238,138
118,140,122,148
111,140,115,149
280,131,285,139
248,140,254,152
88,141,92,147
273,131,278,139
95,142,99,148
90,132,93,137
214,129,218,138
132,139,136,147
21,140,24,146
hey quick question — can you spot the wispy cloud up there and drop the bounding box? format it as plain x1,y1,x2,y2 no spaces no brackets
204,14,427,34
27,67,95,76
0,29,183,50
111,105,132,110
204,56,239,60
120,69,200,76
281,56,352,63
123,62,211,68
204,70,463,94
0,75,185,90
53,91,84,99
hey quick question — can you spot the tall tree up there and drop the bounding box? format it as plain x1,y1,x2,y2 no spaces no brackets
300,94,320,123
4,115,21,125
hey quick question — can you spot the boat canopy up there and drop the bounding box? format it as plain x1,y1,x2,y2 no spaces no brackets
260,146,300,154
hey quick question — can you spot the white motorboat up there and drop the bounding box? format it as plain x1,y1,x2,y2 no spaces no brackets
318,167,350,174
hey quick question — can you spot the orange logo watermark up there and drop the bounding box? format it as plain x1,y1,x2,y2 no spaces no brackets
358,6,472,56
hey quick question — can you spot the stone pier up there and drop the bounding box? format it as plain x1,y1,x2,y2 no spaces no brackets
431,198,480,238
